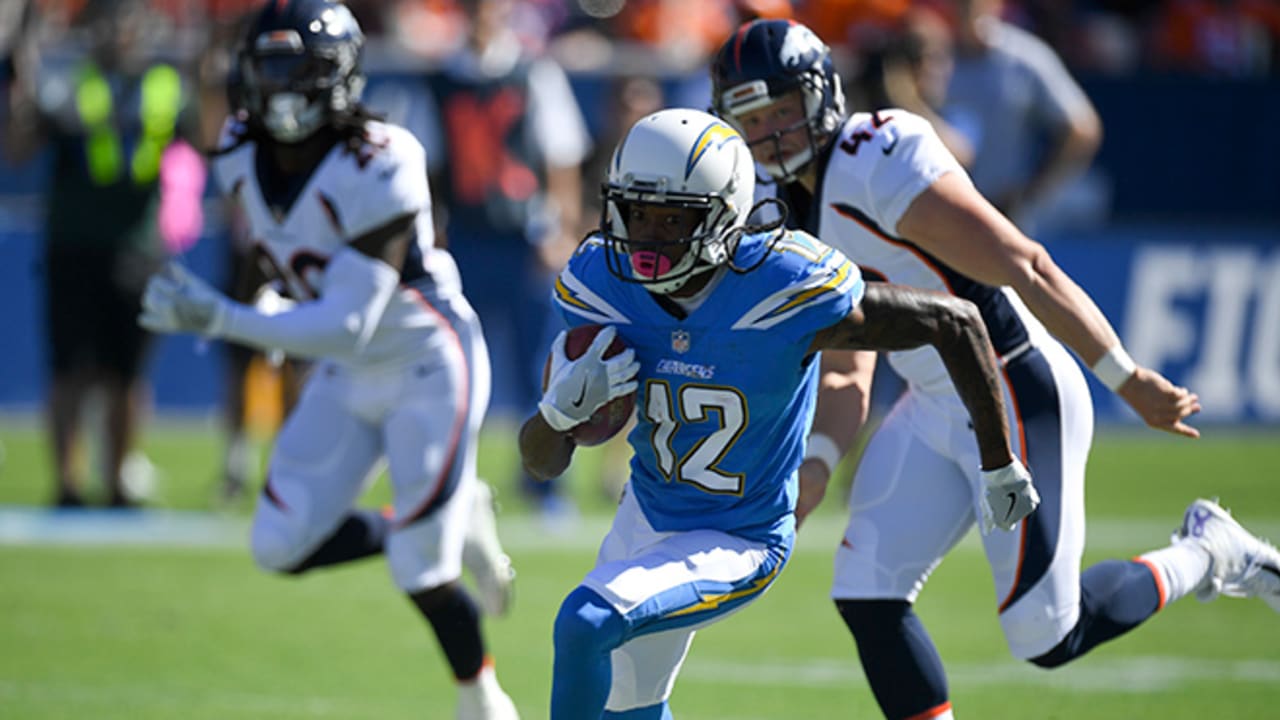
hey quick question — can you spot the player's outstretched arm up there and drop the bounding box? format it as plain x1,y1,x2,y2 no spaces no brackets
140,214,414,359
811,283,1011,472
897,172,1200,437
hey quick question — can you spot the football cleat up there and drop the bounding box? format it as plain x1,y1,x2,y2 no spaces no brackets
456,664,520,720
462,480,516,617
1175,498,1280,611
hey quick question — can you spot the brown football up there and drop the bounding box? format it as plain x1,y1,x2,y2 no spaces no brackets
542,324,636,446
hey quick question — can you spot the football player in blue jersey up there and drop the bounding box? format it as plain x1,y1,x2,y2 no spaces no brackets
519,108,1036,720
710,19,1280,720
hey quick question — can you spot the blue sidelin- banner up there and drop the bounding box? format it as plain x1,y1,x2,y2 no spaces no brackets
1,213,1276,424
1046,226,1279,425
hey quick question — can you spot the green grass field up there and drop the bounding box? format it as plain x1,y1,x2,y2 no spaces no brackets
1,419,1278,719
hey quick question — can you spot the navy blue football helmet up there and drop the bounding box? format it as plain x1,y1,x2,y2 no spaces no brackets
239,0,365,143
710,20,846,181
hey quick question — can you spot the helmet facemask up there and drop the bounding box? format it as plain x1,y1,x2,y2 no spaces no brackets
718,71,844,183
241,5,365,144
600,110,755,296
710,20,847,183
602,180,738,296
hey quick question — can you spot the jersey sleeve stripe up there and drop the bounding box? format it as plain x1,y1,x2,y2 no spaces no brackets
731,259,863,331
553,269,632,325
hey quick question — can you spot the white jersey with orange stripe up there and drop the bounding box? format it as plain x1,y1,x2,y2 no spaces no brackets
802,109,1055,397
211,116,468,369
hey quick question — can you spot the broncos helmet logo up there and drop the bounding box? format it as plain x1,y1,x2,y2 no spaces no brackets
778,24,826,70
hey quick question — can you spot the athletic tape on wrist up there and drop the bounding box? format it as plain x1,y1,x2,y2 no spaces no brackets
803,433,843,475
1091,345,1137,392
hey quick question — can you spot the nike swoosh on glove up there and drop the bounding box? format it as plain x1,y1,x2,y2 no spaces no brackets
138,263,231,337
979,458,1039,534
538,326,639,433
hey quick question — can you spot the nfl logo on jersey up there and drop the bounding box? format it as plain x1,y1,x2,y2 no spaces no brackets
671,329,691,354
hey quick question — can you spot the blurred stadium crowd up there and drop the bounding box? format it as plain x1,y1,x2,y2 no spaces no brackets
1,0,1277,510
7,0,1280,79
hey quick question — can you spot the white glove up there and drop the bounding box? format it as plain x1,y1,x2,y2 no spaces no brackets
253,284,294,367
253,282,296,316
979,458,1039,534
138,263,231,337
538,326,639,433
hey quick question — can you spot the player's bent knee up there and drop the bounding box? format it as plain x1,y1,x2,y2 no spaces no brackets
249,519,309,574
554,586,626,658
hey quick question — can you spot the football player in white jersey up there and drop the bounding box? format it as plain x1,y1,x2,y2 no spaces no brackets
521,108,1032,720
712,19,1280,720
137,3,518,718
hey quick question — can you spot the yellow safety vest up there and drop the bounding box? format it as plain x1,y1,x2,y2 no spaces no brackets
74,62,181,186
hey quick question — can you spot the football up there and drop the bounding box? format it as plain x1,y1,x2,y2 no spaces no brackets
542,324,636,446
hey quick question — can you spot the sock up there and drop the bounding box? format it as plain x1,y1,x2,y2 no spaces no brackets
604,703,672,719
457,661,502,703
411,583,487,680
836,599,949,720
287,509,388,574
552,586,627,720
1030,559,1162,668
1138,541,1212,604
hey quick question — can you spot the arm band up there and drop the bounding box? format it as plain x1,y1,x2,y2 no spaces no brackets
220,249,400,360
1091,345,1137,392
803,433,844,475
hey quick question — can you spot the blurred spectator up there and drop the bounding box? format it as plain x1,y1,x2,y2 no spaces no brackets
1152,0,1280,77
3,0,202,507
611,0,738,67
423,0,591,522
734,0,792,22
873,5,974,165
796,0,913,55
940,0,1102,232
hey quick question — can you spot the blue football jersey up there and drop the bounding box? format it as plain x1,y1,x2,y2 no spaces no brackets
553,229,864,544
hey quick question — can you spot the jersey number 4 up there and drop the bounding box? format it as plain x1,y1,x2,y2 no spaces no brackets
644,381,747,495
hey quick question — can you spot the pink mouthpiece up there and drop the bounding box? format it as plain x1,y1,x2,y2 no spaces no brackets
631,251,672,279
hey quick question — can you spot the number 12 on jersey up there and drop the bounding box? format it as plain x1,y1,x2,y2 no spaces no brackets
644,380,747,495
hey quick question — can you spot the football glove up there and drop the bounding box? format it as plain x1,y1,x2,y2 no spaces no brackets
538,326,639,433
979,458,1039,534
138,263,231,337
252,283,294,367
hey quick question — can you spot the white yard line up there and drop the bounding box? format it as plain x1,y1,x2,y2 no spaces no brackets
681,655,1280,692
1,507,1277,556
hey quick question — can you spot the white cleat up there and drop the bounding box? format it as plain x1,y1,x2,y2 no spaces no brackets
462,480,516,617
456,665,520,720
1175,498,1280,612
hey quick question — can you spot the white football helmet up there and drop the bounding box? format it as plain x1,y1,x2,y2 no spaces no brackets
601,108,755,295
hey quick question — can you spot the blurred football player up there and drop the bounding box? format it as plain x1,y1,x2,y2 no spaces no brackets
520,107,1035,720
711,19,1280,720
137,2,517,717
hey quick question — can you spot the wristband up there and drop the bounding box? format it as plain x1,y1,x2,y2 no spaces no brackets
1091,345,1137,391
803,433,843,475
